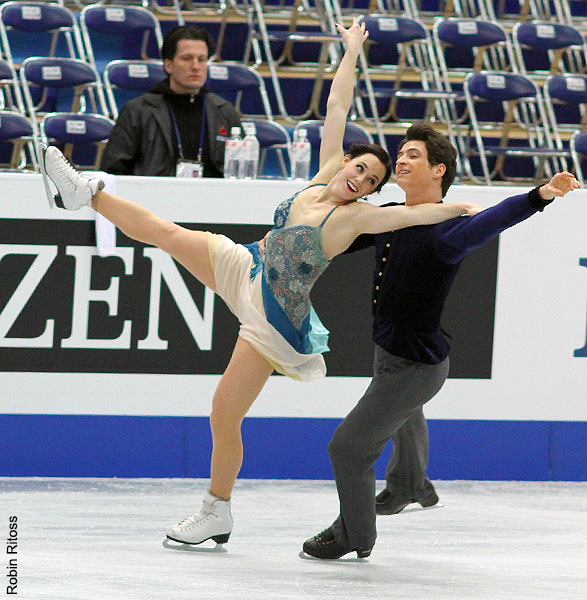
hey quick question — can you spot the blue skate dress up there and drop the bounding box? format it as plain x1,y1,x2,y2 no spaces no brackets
208,184,337,381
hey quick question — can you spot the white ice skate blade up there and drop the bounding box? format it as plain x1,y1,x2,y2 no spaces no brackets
298,551,369,563
397,502,444,515
39,144,56,209
162,538,227,553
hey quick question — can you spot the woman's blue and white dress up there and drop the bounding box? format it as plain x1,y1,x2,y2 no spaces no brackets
208,185,337,381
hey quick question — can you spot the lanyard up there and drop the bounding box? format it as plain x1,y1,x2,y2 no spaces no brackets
167,98,207,162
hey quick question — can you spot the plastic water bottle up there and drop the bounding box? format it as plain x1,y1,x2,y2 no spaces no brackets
240,123,260,180
223,127,242,179
291,128,311,181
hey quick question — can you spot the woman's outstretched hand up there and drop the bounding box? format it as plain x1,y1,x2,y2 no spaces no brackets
335,17,369,52
540,172,581,200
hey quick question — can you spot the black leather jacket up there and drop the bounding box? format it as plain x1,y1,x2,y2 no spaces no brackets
100,78,241,177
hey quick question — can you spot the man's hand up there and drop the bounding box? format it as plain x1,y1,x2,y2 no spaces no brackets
540,172,581,200
258,231,269,259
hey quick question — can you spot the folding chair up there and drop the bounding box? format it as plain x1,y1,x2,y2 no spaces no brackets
293,119,373,178
462,71,568,185
0,1,85,64
20,56,107,121
206,61,273,119
512,21,587,80
244,0,342,121
150,0,223,24
0,109,38,170
0,57,22,111
355,14,455,152
334,0,380,17
103,59,165,118
390,0,496,23
149,0,239,60
375,0,418,16
543,74,587,158
495,0,571,24
40,111,115,169
0,1,87,111
570,129,587,185
80,3,163,76
243,118,291,177
432,17,515,114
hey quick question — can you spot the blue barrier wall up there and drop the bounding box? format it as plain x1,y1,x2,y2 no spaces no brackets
1,414,585,481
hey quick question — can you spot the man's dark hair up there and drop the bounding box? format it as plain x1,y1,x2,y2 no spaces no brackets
346,142,392,194
161,25,215,61
398,122,457,197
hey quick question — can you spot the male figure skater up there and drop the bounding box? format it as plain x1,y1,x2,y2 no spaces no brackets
302,122,580,559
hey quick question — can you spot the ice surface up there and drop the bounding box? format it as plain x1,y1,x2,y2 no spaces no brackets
0,479,585,600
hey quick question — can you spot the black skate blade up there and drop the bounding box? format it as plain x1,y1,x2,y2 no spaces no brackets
397,502,444,515
298,551,369,563
162,538,227,553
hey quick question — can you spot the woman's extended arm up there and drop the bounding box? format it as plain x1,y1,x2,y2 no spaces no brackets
355,201,482,236
321,201,482,259
311,19,368,184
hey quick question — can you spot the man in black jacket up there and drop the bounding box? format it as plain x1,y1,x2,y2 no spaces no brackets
100,25,241,177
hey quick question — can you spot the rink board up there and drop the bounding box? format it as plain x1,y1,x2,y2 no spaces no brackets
0,174,586,480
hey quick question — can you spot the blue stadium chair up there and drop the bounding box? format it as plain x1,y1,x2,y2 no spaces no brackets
0,57,22,111
432,17,515,119
206,62,273,120
0,1,87,111
80,4,163,76
103,59,165,118
512,20,587,78
357,15,440,122
0,109,38,170
20,56,107,119
0,1,85,63
463,71,568,184
570,129,587,185
40,111,114,170
543,73,587,154
242,118,291,178
244,0,341,121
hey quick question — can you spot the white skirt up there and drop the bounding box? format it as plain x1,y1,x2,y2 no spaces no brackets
208,233,326,382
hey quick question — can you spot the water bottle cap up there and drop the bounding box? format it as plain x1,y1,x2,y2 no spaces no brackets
244,123,256,135
231,127,241,135
298,129,307,138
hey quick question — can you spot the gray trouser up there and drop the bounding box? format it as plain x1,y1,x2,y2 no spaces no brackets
329,346,449,549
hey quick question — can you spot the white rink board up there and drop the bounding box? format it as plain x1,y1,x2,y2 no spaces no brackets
1,173,586,422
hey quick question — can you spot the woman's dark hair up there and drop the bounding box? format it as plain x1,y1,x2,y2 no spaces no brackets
398,122,457,198
346,143,392,194
161,25,215,61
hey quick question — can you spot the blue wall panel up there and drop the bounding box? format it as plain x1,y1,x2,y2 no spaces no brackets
0,415,584,481
0,415,185,478
551,421,587,481
427,420,552,481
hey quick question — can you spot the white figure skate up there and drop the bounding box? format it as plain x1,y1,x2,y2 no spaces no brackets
40,145,104,210
166,491,233,545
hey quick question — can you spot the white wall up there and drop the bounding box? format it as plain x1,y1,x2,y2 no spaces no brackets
1,173,586,422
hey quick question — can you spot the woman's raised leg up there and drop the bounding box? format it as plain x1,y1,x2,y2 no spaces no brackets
92,190,216,291
42,145,216,291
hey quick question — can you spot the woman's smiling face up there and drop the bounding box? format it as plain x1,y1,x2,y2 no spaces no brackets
336,153,386,200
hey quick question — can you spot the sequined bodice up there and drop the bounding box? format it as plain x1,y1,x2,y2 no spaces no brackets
263,188,334,328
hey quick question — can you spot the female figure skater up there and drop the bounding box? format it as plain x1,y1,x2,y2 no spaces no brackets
41,19,480,547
